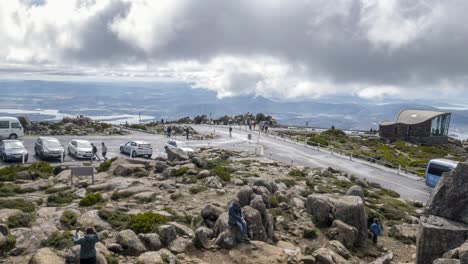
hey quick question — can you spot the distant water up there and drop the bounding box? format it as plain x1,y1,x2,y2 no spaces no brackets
0,108,155,124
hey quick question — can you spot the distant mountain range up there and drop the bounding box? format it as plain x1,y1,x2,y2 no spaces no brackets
0,79,467,138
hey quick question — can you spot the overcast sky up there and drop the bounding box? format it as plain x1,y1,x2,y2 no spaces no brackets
1,0,467,102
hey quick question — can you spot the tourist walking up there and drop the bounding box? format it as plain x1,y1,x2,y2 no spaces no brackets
72,227,99,264
229,126,233,138
163,125,168,137
101,142,107,161
167,126,172,138
370,218,382,244
228,197,250,242
186,127,190,140
91,143,101,161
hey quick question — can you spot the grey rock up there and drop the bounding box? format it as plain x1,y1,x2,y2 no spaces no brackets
158,225,178,246
369,252,393,264
30,247,64,264
327,240,352,259
201,204,224,228
161,167,176,179
195,227,214,249
113,163,145,176
345,185,365,201
192,156,207,168
0,224,8,236
433,259,461,264
138,233,162,251
460,241,468,264
250,195,267,218
137,251,164,264
237,186,254,207
443,247,460,259
389,224,418,244
326,220,358,249
333,195,367,247
107,243,123,253
78,210,111,231
165,146,189,161
197,170,211,179
302,255,317,264
242,206,267,242
168,237,193,254
116,229,147,256
205,176,223,189
416,215,468,264
155,161,169,173
305,194,336,227
168,222,195,238
312,247,350,264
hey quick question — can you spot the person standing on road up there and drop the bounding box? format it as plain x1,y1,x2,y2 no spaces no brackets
186,127,190,140
101,142,107,161
72,227,99,264
163,125,167,137
167,126,172,138
91,143,101,161
229,126,233,138
370,218,382,244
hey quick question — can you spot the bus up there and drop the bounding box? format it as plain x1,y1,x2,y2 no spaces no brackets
425,159,459,188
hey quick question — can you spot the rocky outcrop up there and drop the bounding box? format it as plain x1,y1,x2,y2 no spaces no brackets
305,194,335,227
137,251,164,264
195,227,214,249
116,229,147,256
417,162,468,264
333,196,367,247
242,206,267,241
312,247,350,264
201,204,224,228
30,247,64,264
389,224,418,244
165,147,189,161
345,186,364,201
326,220,358,249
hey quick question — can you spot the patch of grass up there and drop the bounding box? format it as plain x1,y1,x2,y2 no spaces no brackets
41,231,74,249
47,192,76,206
379,188,400,198
96,157,117,173
175,166,190,176
98,209,130,231
134,170,150,178
289,169,306,177
0,183,30,197
128,212,168,234
60,210,79,229
111,190,134,201
333,179,354,189
5,235,16,252
303,228,319,239
7,213,33,228
211,166,231,182
189,185,208,194
269,195,279,208
0,198,35,213
276,178,296,188
79,192,105,207
105,255,119,264
316,184,333,194
170,192,183,201
307,135,329,146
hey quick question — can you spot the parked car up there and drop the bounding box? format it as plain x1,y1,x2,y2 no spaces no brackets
0,140,28,162
165,140,194,155
68,139,93,159
120,141,152,158
0,117,24,140
35,137,65,160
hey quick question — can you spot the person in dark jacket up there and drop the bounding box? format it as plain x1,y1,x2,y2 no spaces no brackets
229,126,233,138
228,197,250,242
91,143,100,161
186,127,190,140
370,218,382,244
72,227,99,264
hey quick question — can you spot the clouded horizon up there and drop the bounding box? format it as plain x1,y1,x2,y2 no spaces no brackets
1,0,468,102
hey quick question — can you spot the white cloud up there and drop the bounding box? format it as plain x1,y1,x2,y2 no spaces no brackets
0,0,467,102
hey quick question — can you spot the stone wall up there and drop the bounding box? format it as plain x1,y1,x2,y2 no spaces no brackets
379,119,447,145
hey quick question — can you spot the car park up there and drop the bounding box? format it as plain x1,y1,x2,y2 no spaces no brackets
34,137,65,161
0,117,24,139
165,139,194,155
68,139,93,159
0,140,28,162
120,140,152,158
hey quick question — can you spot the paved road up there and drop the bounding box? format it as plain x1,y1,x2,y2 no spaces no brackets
194,125,431,202
1,125,430,201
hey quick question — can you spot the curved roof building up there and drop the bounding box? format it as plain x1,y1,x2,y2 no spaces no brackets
379,109,451,145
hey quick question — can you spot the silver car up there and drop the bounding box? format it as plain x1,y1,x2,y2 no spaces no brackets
0,140,28,162
34,137,65,160
120,140,152,158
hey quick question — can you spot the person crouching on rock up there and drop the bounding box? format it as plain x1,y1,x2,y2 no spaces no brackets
228,197,250,243
370,218,382,244
72,227,99,264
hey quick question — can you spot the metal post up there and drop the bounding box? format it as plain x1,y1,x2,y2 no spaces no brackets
22,152,25,165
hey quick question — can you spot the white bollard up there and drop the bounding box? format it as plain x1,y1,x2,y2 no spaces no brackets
61,150,64,163
331,149,334,155
22,152,25,165
259,146,264,156
350,154,353,161
398,165,401,175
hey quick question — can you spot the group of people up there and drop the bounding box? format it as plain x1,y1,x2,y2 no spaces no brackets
90,142,107,161
163,125,173,138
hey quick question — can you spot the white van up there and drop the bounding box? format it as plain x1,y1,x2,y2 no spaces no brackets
0,117,24,140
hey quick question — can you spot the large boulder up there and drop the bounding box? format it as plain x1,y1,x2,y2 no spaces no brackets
137,251,164,264
77,210,111,231
165,147,189,162
205,176,223,189
158,225,178,246
327,240,352,259
213,213,243,249
312,247,350,264
168,222,195,239
389,224,418,244
168,237,193,254
213,213,230,236
326,220,358,249
369,252,393,264
30,247,64,264
237,186,254,207
345,186,364,201
425,162,468,224
154,161,169,173
195,227,214,249
113,163,146,176
242,206,267,242
201,204,224,228
306,194,336,227
138,233,162,251
192,156,207,168
416,215,468,264
333,196,367,247
116,229,147,256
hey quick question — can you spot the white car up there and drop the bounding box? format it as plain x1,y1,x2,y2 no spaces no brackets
165,140,194,154
120,140,152,158
68,139,93,159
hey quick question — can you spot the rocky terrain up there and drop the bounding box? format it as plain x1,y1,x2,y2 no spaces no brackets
125,124,211,140
0,146,428,264
18,116,129,136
